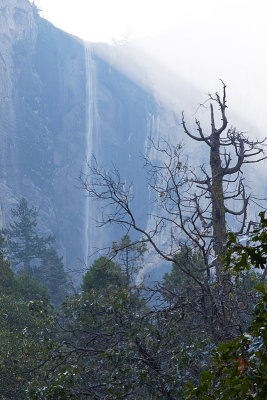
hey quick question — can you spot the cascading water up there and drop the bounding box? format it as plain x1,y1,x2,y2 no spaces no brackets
83,42,97,265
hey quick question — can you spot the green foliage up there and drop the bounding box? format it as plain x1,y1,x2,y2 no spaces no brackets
186,285,266,400
2,198,54,273
1,202,265,399
226,211,267,273
0,295,57,399
36,246,70,306
112,234,147,285
0,235,17,295
26,286,207,399
2,198,70,306
162,246,205,295
186,213,267,400
82,256,127,294
0,233,47,304
16,271,48,301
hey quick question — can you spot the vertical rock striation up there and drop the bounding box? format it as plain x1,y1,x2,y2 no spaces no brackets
0,0,172,277
0,0,87,272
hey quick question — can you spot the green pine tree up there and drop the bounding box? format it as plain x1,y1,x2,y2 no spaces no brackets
0,235,16,295
2,198,54,274
112,234,147,286
82,256,127,294
36,246,69,306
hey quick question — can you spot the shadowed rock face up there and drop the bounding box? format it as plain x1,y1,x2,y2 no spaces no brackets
0,0,38,216
0,0,88,273
0,0,164,277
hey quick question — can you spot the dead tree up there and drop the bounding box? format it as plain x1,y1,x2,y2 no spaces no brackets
80,83,266,341
182,82,266,270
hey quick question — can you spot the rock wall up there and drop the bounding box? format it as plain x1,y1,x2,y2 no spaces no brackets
0,0,87,273
0,0,170,277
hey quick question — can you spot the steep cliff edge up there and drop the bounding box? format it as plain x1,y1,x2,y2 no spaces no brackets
0,0,88,270
0,0,165,276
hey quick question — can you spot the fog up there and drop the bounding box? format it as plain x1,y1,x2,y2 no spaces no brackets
34,0,267,139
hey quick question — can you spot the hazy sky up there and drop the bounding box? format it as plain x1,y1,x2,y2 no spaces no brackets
32,0,267,137
33,0,184,42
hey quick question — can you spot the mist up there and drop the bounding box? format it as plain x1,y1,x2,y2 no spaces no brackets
35,0,267,138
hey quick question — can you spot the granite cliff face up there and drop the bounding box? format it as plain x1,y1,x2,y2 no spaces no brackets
0,0,87,271
0,0,37,195
0,0,174,275
2,1,264,283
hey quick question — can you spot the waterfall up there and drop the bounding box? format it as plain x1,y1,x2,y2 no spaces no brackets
83,42,97,265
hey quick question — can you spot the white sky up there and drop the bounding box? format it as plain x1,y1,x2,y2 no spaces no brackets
33,0,184,42
32,0,267,137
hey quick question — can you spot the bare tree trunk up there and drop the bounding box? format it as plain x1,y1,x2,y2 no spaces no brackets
210,131,227,267
81,82,266,342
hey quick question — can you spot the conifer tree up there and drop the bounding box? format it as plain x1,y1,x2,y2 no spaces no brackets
2,198,54,274
82,256,127,294
37,246,69,306
112,234,147,285
0,235,16,295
